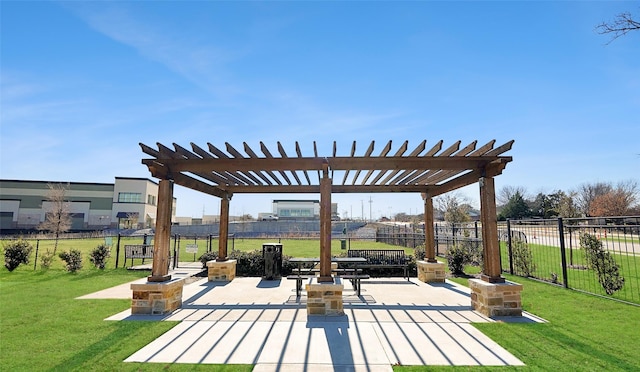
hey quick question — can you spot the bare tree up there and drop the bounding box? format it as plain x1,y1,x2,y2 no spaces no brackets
38,183,72,255
435,192,471,226
596,10,640,43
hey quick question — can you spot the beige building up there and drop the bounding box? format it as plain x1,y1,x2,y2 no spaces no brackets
0,177,175,233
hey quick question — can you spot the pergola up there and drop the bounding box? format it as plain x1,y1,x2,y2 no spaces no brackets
140,139,513,284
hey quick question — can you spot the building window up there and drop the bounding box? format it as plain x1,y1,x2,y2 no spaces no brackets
118,192,142,203
147,194,156,206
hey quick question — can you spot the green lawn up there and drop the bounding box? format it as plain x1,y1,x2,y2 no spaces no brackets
500,241,640,304
2,238,640,371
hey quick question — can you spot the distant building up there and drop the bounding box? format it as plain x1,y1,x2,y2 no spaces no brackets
0,177,175,233
270,200,339,220
272,200,319,220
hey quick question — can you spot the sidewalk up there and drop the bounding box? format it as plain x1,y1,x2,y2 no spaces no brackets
84,273,543,370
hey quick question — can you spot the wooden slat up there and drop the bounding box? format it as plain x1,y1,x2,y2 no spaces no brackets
190,143,240,185
313,141,321,182
173,143,232,188
243,142,282,185
391,140,441,185
379,140,424,185
418,140,478,185
341,141,357,185
371,140,408,185
277,141,302,185
296,141,312,185
351,140,374,185
403,140,461,184
261,141,292,185
226,142,272,186
422,140,494,185
207,143,255,186
361,140,392,185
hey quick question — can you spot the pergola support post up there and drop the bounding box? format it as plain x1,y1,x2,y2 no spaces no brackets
149,178,173,282
417,193,446,283
318,163,333,282
131,178,184,315
470,175,522,317
208,192,237,281
217,193,231,262
478,176,503,283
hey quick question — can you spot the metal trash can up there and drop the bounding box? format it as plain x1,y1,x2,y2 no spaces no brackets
262,243,283,280
340,239,347,250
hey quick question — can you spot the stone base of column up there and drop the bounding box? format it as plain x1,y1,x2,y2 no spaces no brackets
469,278,523,317
417,261,446,283
207,259,237,282
131,278,184,315
306,277,344,316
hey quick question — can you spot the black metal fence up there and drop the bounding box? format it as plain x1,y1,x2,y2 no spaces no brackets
499,217,640,305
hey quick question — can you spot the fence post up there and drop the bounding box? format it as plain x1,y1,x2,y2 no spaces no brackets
115,233,121,269
558,218,569,289
172,234,178,269
34,239,40,270
474,221,479,239
506,219,514,275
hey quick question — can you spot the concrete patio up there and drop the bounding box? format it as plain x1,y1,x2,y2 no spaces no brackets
80,270,543,371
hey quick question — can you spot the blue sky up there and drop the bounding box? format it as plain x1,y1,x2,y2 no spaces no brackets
1,1,638,219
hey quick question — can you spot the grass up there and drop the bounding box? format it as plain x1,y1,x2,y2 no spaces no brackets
500,241,640,304
2,238,640,371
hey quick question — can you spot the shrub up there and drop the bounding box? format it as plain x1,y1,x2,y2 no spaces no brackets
59,249,83,273
89,244,111,269
511,237,536,277
230,249,264,277
40,252,54,270
446,244,468,276
580,233,624,295
3,240,33,272
198,251,218,268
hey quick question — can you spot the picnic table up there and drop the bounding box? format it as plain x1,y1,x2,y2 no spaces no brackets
287,257,369,296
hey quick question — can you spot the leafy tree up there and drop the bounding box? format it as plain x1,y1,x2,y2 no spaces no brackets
554,190,580,218
498,191,531,220
530,192,557,219
38,183,72,256
497,185,528,207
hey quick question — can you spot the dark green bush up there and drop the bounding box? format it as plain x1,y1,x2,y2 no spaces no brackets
3,240,33,272
89,244,111,269
580,233,624,295
198,251,218,268
59,249,83,273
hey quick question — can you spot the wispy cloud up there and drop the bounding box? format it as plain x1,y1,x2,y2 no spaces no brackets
63,2,244,99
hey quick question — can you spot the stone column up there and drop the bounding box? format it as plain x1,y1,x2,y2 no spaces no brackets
148,179,173,282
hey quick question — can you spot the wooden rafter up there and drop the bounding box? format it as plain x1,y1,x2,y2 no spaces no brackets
140,139,514,197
